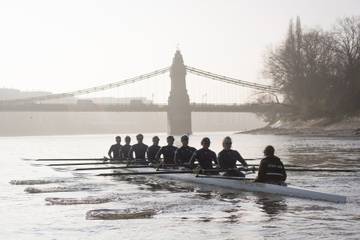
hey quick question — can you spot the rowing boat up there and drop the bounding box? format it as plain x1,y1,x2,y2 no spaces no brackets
119,167,347,203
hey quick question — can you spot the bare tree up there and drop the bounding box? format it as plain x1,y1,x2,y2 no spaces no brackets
263,16,360,120
332,16,360,113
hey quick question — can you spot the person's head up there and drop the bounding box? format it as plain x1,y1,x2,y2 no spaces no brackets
115,136,121,144
181,135,189,146
264,145,275,157
125,136,131,145
136,134,144,143
201,137,210,149
222,136,232,150
167,136,175,146
152,136,160,146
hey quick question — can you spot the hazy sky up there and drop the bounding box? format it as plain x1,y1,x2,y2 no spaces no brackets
0,0,359,103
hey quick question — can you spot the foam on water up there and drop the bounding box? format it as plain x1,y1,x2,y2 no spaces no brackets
45,195,120,205
86,208,156,220
24,186,92,193
9,179,67,185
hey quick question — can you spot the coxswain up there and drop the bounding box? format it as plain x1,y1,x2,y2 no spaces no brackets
108,136,122,160
189,137,218,174
147,136,161,163
121,136,132,160
155,136,178,165
255,145,287,184
218,136,248,177
128,134,148,162
174,135,196,167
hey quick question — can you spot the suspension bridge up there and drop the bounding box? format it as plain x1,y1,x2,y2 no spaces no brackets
0,51,286,135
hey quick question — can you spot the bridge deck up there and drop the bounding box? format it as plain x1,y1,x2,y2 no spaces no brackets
0,103,287,113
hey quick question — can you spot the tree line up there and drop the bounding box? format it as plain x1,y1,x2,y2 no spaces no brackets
264,16,360,120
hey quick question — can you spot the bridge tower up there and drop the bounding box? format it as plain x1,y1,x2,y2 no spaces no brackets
167,50,192,135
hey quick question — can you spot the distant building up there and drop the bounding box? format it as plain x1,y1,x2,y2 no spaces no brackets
76,99,95,105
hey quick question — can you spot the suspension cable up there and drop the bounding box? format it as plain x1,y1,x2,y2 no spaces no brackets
2,65,280,104
2,67,170,103
185,65,279,93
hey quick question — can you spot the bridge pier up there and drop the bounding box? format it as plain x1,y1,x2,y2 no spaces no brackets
167,50,192,135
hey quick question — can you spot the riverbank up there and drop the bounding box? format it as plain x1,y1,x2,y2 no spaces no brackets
240,116,360,137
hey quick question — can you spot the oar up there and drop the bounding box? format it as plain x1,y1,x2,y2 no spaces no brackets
51,161,249,168
25,157,260,162
244,158,262,161
97,170,195,176
96,168,249,177
47,160,148,167
247,164,301,168
74,163,301,171
247,166,358,173
98,171,257,178
48,162,121,167
75,165,153,171
23,158,108,161
284,168,358,172
196,175,255,181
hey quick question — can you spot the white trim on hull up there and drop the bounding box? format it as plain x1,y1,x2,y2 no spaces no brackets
126,168,347,203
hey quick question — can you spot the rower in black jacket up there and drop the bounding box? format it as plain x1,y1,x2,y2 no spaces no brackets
108,136,122,160
255,145,287,184
189,137,218,174
174,135,196,167
147,136,161,163
155,136,178,165
121,136,131,160
218,136,248,177
128,134,148,162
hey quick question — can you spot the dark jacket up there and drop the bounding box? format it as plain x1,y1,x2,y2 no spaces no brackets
128,143,148,160
108,144,122,160
189,148,218,170
256,155,287,183
218,149,247,169
121,144,131,160
155,145,178,164
174,146,197,166
147,145,161,163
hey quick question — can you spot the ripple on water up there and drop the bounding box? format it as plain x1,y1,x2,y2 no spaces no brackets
290,205,339,212
86,208,156,220
24,184,98,193
9,179,67,185
45,194,121,205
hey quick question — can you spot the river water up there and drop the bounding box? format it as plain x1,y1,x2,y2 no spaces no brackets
0,133,359,240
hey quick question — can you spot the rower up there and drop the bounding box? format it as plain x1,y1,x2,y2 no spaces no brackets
155,136,178,165
255,145,287,184
147,136,161,163
108,136,122,160
189,137,218,174
218,136,248,177
174,135,196,167
128,134,148,162
121,136,131,160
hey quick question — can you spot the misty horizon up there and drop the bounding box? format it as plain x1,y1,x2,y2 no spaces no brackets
1,0,359,104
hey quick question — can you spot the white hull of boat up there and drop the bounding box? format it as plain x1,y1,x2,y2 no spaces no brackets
126,168,347,203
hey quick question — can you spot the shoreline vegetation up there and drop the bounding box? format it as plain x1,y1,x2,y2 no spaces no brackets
256,16,360,136
240,115,360,137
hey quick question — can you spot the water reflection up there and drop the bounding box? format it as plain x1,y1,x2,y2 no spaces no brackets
256,196,287,218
